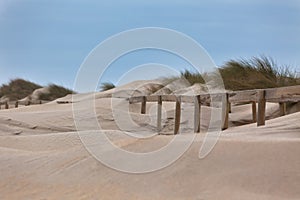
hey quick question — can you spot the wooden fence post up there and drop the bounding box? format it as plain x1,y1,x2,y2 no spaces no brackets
157,96,162,132
257,90,266,126
194,95,201,133
174,96,181,135
141,96,146,114
252,101,257,122
279,102,286,116
222,93,229,130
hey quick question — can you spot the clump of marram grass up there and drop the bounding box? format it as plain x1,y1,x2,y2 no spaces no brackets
0,79,75,101
100,82,115,91
180,70,205,85
0,78,42,101
168,56,299,91
39,84,74,101
219,56,299,90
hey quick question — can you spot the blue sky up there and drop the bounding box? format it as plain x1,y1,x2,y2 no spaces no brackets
0,0,300,91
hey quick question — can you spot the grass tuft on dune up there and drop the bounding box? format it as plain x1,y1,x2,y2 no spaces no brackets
39,84,75,101
100,82,116,91
171,56,300,91
0,79,75,101
0,79,42,101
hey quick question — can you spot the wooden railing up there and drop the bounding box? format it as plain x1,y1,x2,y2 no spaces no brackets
129,85,300,134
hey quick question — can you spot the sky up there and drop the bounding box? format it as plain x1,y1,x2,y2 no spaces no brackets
0,0,300,92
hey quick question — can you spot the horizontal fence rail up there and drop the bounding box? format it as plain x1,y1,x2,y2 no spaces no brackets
128,85,300,134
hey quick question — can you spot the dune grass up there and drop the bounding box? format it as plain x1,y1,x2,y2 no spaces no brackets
0,79,74,101
100,82,116,91
180,70,205,85
39,84,75,101
175,56,299,91
0,79,42,101
220,56,299,90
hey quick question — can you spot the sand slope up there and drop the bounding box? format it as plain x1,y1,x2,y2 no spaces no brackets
0,88,299,199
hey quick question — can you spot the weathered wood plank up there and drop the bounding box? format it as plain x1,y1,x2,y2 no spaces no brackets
252,101,257,122
181,96,195,103
279,102,286,116
141,96,146,114
161,95,177,102
129,96,144,104
265,85,300,102
194,95,201,133
222,93,229,130
174,96,181,135
257,90,266,126
146,95,158,102
129,85,300,104
157,96,162,132
267,96,300,103
229,90,258,103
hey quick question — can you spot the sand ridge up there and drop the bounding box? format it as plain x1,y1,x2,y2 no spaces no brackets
0,81,299,199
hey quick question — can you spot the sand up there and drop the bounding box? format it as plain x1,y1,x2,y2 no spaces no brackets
0,81,299,200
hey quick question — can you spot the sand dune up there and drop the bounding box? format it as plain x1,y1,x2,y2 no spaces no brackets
0,82,299,199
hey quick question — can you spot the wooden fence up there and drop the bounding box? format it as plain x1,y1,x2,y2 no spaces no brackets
129,85,300,134
0,100,44,110
0,101,9,110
